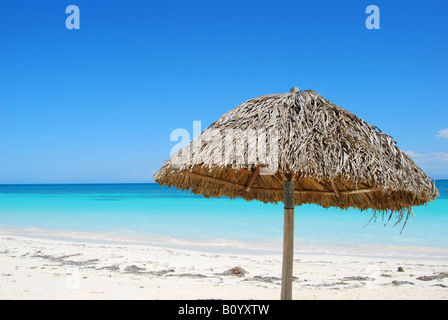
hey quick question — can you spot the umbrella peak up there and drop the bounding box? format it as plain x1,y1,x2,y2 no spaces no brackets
290,87,299,93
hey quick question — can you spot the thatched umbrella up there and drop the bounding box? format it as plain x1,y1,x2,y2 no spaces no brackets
154,87,439,300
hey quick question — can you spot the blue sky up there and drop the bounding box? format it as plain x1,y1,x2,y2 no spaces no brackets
0,0,447,183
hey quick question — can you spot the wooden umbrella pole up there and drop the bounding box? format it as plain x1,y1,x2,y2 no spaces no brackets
281,179,295,300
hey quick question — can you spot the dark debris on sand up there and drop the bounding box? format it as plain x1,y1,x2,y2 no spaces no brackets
219,266,248,277
416,272,448,281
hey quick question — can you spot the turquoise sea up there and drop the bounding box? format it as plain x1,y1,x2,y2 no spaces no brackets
0,181,447,258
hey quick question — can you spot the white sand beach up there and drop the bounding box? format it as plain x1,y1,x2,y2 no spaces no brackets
1,233,447,300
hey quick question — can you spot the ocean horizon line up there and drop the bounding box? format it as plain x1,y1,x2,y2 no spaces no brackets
0,182,159,186
1,179,447,186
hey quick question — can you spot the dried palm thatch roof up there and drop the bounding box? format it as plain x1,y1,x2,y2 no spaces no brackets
154,89,439,222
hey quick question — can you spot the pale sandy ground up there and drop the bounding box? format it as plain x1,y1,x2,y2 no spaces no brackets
1,234,448,300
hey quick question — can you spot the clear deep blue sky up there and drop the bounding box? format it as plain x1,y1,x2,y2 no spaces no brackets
0,0,447,183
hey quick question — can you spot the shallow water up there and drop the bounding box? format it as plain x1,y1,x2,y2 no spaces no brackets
0,181,447,258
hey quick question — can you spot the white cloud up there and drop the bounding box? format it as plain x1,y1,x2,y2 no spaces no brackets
437,128,448,139
404,150,419,158
405,150,448,178
405,150,448,163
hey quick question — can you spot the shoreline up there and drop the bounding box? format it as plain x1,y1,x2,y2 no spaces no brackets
1,230,448,299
